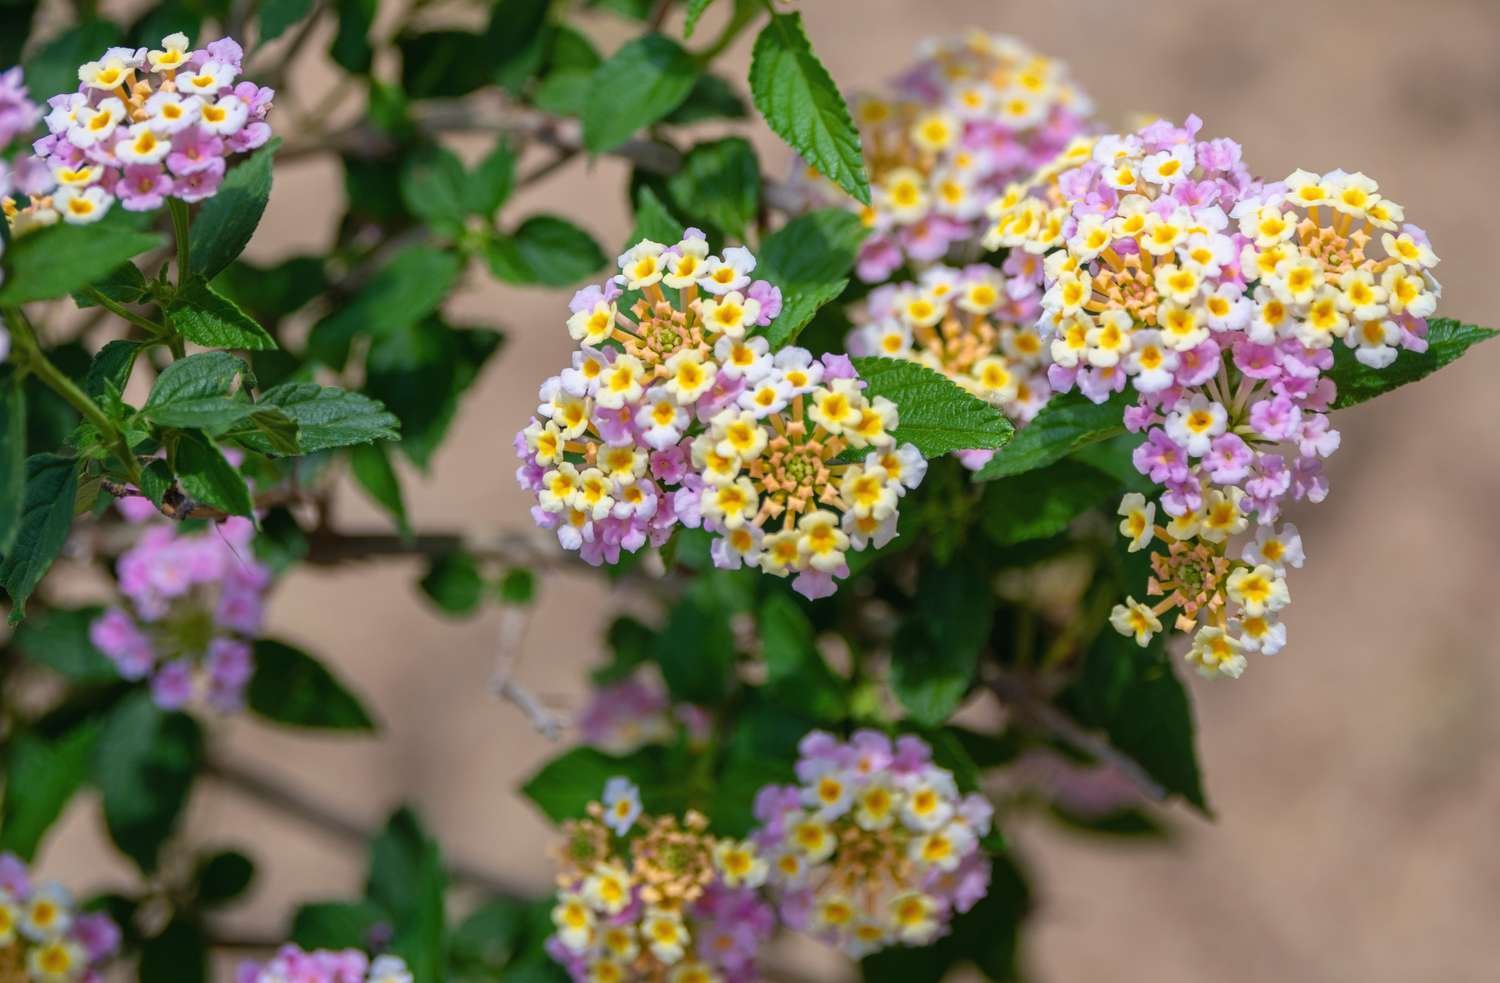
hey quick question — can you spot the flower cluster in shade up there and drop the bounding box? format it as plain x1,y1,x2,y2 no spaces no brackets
89,512,270,711
236,946,411,983
750,731,993,958
546,778,774,983
514,230,929,599
847,262,1051,469
0,67,45,315
0,852,120,982
984,115,1442,676
790,31,1093,282
2,33,272,234
577,670,710,754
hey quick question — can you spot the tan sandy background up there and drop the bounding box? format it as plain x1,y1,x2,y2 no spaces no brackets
22,0,1500,979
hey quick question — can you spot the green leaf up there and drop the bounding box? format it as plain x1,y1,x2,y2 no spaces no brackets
1329,318,1498,409
195,849,255,905
398,30,494,100
170,279,279,351
0,723,101,860
664,73,748,125
11,605,118,682
174,431,254,516
851,357,1014,458
71,262,147,308
401,145,470,235
0,454,79,624
364,320,503,468
890,556,993,726
95,693,203,872
84,340,142,400
499,567,535,605
307,246,461,369
22,22,120,106
974,390,1129,481
0,370,24,554
0,213,162,305
141,352,254,430
759,592,846,722
683,0,718,38
482,0,552,92
629,186,683,247
1062,630,1207,811
758,209,866,347
583,34,700,153
367,809,448,983
259,0,315,43
749,13,869,204
252,383,400,452
247,639,377,731
449,898,529,972
188,138,281,281
667,137,760,238
293,901,389,950
488,216,606,287
139,917,209,983
521,747,680,822
981,459,1119,546
350,442,410,536
653,593,735,704
467,139,517,218
330,0,377,72
419,552,484,616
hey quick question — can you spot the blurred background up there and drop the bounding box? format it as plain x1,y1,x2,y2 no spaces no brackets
23,0,1500,979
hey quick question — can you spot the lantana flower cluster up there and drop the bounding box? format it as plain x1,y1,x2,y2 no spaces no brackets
89,514,270,710
0,852,120,982
546,778,774,983
3,33,272,233
985,115,1441,676
847,262,1051,468
797,31,1093,282
514,230,928,599
577,671,710,754
1,67,46,312
236,946,412,983
750,731,993,958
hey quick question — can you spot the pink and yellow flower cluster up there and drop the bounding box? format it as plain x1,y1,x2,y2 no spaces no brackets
514,230,928,599
0,852,120,982
236,947,411,983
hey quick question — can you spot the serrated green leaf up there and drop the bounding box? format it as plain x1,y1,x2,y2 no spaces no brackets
0,370,24,554
682,0,718,38
583,34,700,153
252,383,400,452
0,723,100,860
749,13,869,204
851,357,1014,458
307,246,461,369
71,262,147,308
0,213,162,305
94,693,203,872
170,279,278,351
174,430,253,516
142,352,256,431
974,390,1129,481
758,209,866,347
1329,317,1498,409
667,137,760,238
188,139,281,281
247,639,376,730
0,454,79,624
84,340,142,400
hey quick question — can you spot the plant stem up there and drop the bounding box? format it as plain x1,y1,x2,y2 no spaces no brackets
166,198,191,358
2,307,142,484
84,287,169,337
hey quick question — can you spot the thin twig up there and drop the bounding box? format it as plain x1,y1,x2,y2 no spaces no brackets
488,603,567,740
206,755,532,897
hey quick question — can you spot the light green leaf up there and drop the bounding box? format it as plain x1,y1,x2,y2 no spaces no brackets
683,0,718,38
467,138,517,218
851,357,1013,458
400,146,470,235
974,390,1129,481
1329,317,1498,409
248,639,376,730
142,352,255,431
0,213,162,305
253,383,400,452
758,209,866,347
174,431,254,516
583,33,700,153
629,186,683,247
188,139,281,280
170,279,278,351
749,12,869,204
0,454,79,624
667,137,760,238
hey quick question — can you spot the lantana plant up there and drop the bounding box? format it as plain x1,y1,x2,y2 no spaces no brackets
0,2,1493,982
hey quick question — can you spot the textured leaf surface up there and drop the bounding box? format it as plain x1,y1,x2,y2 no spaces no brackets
974,390,1129,480
758,209,866,347
189,139,281,280
1329,318,1497,409
583,34,699,152
852,357,1014,458
254,383,400,452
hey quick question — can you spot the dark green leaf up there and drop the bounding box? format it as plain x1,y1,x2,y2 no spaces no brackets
94,693,203,872
852,357,1014,458
364,320,502,468
0,212,162,305
307,246,461,369
173,430,254,517
0,454,79,624
84,340,142,400
259,0,315,43
489,216,607,287
170,279,279,351
0,370,24,554
758,209,866,347
653,593,735,704
750,13,869,204
521,746,683,822
71,262,147,308
583,34,700,153
449,898,528,971
759,592,846,722
292,901,389,951
467,139,517,218
141,352,254,431
890,556,993,726
11,605,118,682
482,0,551,91
498,568,535,605
419,552,484,616
981,459,1119,545
350,442,410,536
367,809,447,983
196,849,255,905
1330,317,1498,409
0,723,100,860
398,30,493,100
399,146,471,235
253,383,400,452
974,390,1129,481
667,137,760,238
188,139,281,280
663,73,748,125
139,917,208,983
247,639,376,731
330,0,377,72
